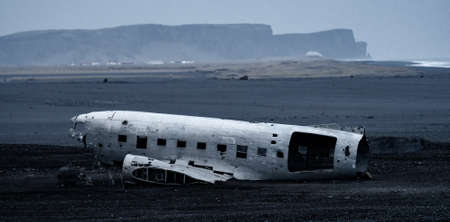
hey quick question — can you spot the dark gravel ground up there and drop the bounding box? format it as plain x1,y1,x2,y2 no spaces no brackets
1,66,449,221
0,138,449,221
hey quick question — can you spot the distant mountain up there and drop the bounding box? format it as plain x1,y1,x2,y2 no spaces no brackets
0,24,368,66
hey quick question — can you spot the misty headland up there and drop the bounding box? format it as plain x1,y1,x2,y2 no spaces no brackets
0,23,369,66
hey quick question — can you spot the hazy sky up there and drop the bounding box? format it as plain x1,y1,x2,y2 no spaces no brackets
1,0,449,59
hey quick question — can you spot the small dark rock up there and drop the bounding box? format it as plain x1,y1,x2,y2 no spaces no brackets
57,165,80,187
239,75,249,80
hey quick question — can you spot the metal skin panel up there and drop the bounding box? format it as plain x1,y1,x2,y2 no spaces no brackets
70,111,369,182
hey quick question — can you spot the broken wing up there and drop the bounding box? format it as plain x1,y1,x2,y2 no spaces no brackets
122,154,233,185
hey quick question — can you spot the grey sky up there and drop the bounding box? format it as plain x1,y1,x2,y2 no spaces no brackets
1,0,449,59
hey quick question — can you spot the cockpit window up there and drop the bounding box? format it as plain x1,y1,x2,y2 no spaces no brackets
73,122,85,130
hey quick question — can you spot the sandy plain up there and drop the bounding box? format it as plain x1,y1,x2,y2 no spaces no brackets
0,60,449,221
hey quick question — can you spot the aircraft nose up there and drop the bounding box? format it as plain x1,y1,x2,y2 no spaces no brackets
71,115,78,123
69,113,89,146
72,113,89,123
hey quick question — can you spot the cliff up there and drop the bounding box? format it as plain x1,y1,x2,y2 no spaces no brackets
0,24,368,66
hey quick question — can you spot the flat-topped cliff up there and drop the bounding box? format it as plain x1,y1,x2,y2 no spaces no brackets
0,24,368,65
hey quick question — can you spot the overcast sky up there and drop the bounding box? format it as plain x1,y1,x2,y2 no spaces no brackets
1,0,449,59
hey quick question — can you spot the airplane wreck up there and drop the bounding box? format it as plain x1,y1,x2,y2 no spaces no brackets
70,111,369,185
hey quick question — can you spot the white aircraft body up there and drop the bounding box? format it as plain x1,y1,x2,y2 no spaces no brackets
70,111,369,185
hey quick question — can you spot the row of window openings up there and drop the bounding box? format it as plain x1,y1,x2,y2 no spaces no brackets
116,135,283,159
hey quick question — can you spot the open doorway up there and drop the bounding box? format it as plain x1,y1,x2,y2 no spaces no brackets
355,135,369,173
288,132,337,172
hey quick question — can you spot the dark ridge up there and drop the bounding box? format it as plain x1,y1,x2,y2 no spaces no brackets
0,23,368,66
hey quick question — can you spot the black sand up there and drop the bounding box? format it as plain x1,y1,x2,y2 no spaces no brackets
0,64,449,221
0,140,449,221
1,69,450,145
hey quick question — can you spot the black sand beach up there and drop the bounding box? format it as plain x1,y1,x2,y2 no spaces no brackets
0,62,449,221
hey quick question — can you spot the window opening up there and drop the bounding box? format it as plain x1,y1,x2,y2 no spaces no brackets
276,151,284,158
136,136,147,149
217,144,227,152
157,138,166,146
118,135,127,142
236,145,248,159
197,142,206,150
257,147,267,156
177,140,186,148
345,146,350,156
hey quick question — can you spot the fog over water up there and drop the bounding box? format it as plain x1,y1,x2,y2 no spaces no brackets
0,0,449,60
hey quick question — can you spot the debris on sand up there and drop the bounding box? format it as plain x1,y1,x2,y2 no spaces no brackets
57,165,93,187
57,165,79,187
239,75,249,80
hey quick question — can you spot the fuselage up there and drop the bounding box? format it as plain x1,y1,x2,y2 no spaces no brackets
70,111,369,180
